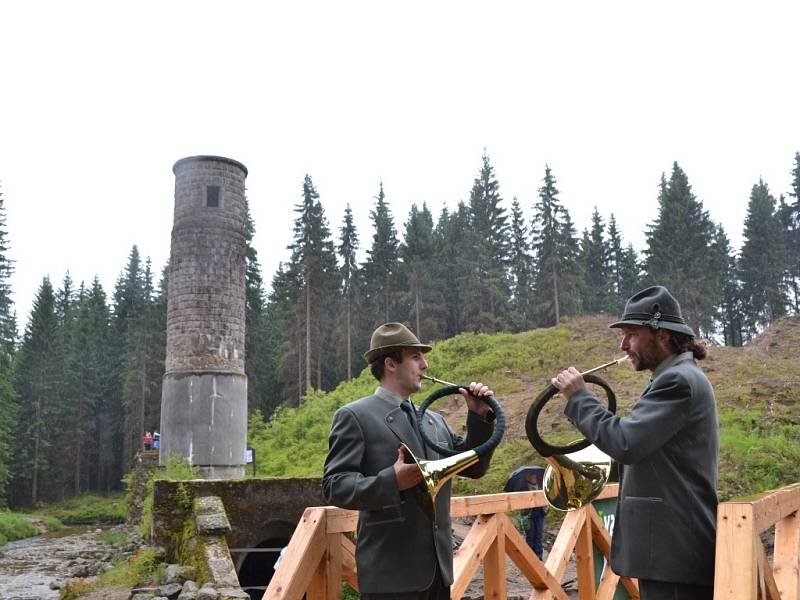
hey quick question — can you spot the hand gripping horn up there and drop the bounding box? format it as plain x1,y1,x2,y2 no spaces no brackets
525,357,628,511
401,376,505,520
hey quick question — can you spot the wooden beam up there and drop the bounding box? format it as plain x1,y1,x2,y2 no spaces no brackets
483,513,507,600
774,511,800,600
587,507,639,599
325,507,359,534
532,509,586,600
452,514,498,599
734,483,800,535
450,485,620,519
758,539,782,600
575,509,595,600
501,514,569,600
340,535,358,592
714,502,758,599
263,507,327,600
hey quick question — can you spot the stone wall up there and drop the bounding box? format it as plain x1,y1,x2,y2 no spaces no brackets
151,477,325,554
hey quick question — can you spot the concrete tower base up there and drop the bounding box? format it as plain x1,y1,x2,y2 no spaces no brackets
160,371,248,479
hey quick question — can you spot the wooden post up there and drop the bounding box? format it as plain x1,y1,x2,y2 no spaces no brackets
483,513,507,599
714,502,758,599
575,508,596,600
774,511,800,600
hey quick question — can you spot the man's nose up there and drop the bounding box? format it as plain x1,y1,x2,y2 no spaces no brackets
421,358,428,370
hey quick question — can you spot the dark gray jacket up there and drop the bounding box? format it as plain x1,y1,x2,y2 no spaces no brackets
322,386,494,593
564,352,719,585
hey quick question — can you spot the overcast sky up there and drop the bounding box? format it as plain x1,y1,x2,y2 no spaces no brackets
1,1,799,330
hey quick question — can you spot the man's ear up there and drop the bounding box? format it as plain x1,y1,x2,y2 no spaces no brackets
384,355,397,374
655,329,672,351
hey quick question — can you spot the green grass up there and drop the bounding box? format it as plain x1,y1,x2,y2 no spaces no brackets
138,453,201,537
247,315,800,503
39,492,128,525
0,511,63,545
59,548,165,599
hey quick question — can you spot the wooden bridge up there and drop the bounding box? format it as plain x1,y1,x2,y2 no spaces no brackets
261,482,800,600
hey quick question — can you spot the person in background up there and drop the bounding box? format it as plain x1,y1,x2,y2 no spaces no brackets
524,471,547,561
143,431,153,450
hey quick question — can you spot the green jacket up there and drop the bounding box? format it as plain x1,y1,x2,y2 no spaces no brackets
565,352,719,586
322,386,494,593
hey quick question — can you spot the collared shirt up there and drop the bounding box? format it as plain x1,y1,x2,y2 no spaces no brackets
375,385,412,407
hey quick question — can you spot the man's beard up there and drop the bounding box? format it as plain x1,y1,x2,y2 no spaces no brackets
632,336,665,372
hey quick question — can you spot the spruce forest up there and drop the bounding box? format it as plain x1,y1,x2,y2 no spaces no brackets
0,152,799,509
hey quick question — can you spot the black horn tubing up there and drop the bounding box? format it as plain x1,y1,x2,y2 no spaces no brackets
525,374,616,457
417,385,505,458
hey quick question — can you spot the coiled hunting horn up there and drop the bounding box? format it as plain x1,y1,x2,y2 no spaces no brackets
401,374,505,520
525,356,628,511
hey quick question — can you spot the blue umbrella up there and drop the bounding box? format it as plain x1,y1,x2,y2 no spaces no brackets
504,465,545,492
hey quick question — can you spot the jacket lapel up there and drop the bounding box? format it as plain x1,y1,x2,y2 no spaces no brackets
386,405,427,458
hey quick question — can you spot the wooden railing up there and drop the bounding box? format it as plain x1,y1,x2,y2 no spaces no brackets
714,483,800,599
261,482,800,599
262,483,640,600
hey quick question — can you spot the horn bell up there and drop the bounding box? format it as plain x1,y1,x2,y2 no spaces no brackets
543,443,612,511
402,443,479,521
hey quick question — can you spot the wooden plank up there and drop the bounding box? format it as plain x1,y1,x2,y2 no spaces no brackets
452,514,497,599
588,507,639,599
483,513,507,600
501,514,569,600
575,509,595,600
263,507,327,600
532,509,586,600
714,502,758,599
731,483,800,535
758,540,782,600
774,511,800,600
306,552,327,600
595,569,620,600
450,485,620,518
325,506,359,534
340,535,359,591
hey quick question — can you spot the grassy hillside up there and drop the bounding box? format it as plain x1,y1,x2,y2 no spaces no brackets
248,315,800,501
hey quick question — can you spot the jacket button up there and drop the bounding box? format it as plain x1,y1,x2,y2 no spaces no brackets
387,416,394,423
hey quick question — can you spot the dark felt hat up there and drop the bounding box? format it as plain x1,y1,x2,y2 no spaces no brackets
609,286,696,337
364,322,432,364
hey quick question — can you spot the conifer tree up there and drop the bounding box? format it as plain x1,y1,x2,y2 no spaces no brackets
605,215,641,309
338,204,360,380
783,151,800,313
10,278,59,505
286,175,340,399
643,164,723,337
738,179,788,337
462,153,510,332
73,278,113,492
433,203,471,337
715,227,744,346
508,197,533,331
362,182,401,327
400,203,444,340
580,207,611,314
0,184,15,505
530,165,581,326
244,199,272,413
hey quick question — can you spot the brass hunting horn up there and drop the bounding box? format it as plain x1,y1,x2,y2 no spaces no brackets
402,375,505,520
525,357,628,511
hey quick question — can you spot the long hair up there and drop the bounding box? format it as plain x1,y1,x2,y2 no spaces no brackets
668,331,708,360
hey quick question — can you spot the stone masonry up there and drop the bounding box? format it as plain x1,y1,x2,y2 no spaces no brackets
160,156,249,479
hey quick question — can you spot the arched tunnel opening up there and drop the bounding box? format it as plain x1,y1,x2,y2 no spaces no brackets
237,536,290,599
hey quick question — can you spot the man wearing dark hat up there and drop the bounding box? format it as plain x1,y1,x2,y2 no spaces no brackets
323,322,497,599
552,286,718,600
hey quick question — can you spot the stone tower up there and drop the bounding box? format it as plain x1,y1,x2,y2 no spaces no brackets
159,155,249,479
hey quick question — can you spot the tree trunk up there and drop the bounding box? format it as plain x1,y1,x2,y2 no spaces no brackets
552,261,560,326
32,393,42,505
415,288,421,339
346,298,352,380
139,355,146,456
305,283,311,393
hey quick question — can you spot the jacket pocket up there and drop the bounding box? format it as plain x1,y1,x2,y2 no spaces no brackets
618,496,661,574
363,506,404,527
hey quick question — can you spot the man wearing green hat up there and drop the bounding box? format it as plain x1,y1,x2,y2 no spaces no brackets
322,322,497,599
552,286,719,600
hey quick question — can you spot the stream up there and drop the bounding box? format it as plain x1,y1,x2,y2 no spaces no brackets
0,526,114,600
